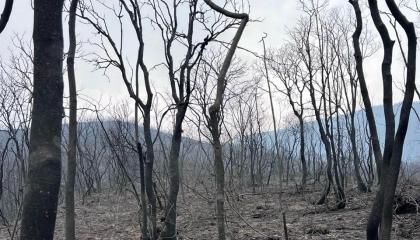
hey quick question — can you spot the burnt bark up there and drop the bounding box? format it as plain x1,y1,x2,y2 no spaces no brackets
349,0,383,183
366,0,395,238
20,0,64,239
163,104,187,240
380,0,417,238
0,0,13,34
204,1,248,239
65,0,79,239
365,0,417,239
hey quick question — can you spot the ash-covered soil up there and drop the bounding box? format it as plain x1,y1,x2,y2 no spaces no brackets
1,183,419,239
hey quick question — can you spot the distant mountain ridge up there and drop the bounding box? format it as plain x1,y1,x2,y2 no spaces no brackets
270,101,420,162
366,101,420,161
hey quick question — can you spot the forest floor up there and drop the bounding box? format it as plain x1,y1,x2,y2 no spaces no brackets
53,181,420,240
1,181,419,239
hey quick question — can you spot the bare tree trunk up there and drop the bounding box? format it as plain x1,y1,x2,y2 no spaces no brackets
366,0,394,238
261,36,283,194
327,86,345,209
136,141,149,240
0,0,13,34
350,116,367,192
210,127,226,240
349,0,383,182
379,1,417,239
298,118,307,188
79,1,159,236
163,105,187,240
305,43,336,207
20,0,64,238
249,135,256,193
143,111,157,239
135,81,149,239
65,0,79,239
204,1,248,239
365,0,417,239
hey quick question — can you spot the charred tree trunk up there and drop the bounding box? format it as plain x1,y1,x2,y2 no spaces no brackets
65,0,79,239
366,0,395,238
380,0,417,239
365,0,417,239
162,104,187,240
349,0,383,183
204,1,248,239
143,110,157,239
0,0,13,34
20,0,64,238
261,35,284,199
350,115,367,192
136,141,149,240
298,118,307,188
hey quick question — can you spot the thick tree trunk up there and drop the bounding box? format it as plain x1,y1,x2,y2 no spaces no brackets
162,105,187,240
20,0,64,239
209,122,226,240
379,0,417,238
366,0,395,238
65,0,79,239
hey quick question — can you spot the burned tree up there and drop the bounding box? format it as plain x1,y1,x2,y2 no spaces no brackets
78,0,159,237
349,0,383,183
20,0,65,239
203,1,248,239
366,0,417,239
64,0,79,239
148,0,239,238
269,45,308,189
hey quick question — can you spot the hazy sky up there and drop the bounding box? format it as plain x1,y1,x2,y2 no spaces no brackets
0,0,293,93
0,0,418,127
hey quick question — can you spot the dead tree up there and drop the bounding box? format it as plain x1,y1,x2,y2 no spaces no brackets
365,0,396,238
336,42,368,192
230,91,253,187
64,0,79,239
0,39,32,232
366,0,417,239
379,0,416,239
148,0,237,238
204,1,248,237
316,8,346,209
20,0,65,239
328,12,369,192
78,1,159,237
291,2,345,208
269,45,308,189
261,36,286,195
349,0,383,183
75,118,106,197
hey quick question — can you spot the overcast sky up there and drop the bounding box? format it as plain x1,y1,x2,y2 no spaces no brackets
0,0,418,129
